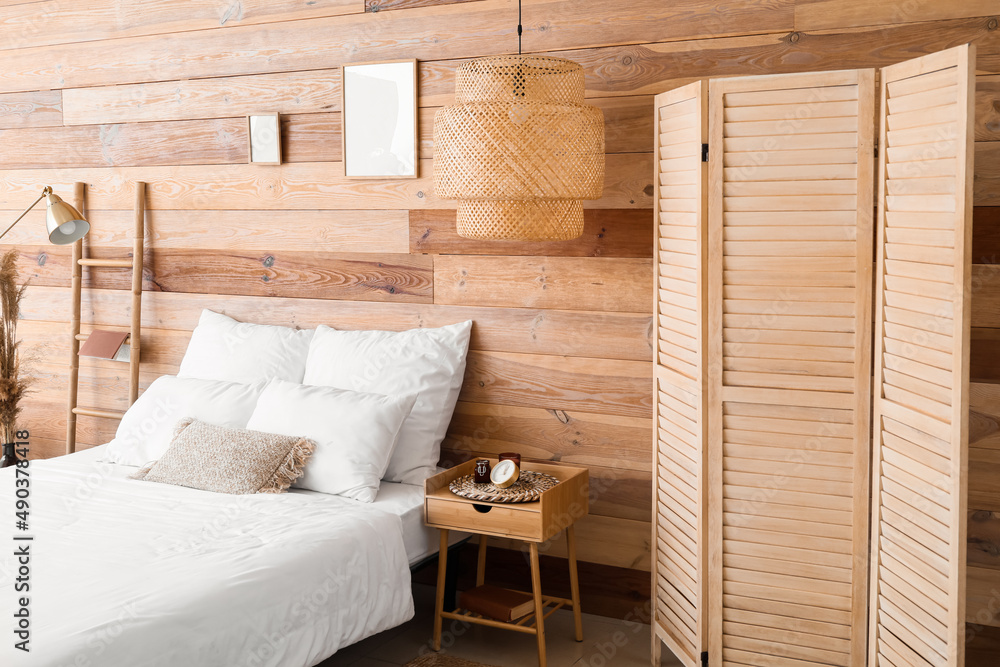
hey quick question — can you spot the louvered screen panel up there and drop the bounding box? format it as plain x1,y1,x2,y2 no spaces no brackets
870,44,975,667
651,81,708,667
706,70,875,667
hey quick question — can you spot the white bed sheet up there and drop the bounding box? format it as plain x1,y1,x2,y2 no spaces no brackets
72,444,460,566
1,445,415,667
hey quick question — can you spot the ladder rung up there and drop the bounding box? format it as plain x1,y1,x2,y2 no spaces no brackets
79,258,133,268
76,333,130,342
72,407,125,420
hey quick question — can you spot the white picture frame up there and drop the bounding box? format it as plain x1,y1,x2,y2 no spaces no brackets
248,113,282,165
341,59,418,179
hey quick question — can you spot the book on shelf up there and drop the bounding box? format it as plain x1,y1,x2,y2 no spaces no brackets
459,585,535,622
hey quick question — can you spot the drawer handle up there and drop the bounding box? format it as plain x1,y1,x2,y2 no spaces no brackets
473,504,493,514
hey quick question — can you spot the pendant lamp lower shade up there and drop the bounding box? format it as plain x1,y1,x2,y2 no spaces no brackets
433,56,605,241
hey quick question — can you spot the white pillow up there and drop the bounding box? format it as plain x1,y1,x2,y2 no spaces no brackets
103,375,265,467
245,380,415,502
178,309,314,384
303,321,473,485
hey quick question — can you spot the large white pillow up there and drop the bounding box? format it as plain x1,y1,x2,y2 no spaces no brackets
303,321,473,485
245,380,415,502
178,309,314,384
103,375,266,467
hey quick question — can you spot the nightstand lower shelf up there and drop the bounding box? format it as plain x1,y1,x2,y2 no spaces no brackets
432,529,583,667
441,592,573,633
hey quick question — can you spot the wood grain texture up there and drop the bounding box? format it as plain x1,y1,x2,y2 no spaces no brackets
8,246,435,303
0,208,408,253
0,0,363,51
0,154,652,211
410,209,653,257
441,402,653,472
62,70,341,125
366,0,482,11
794,0,1000,31
0,111,343,168
550,17,1000,102
976,76,1000,142
974,207,1000,261
20,286,653,362
433,255,652,312
461,351,652,419
0,0,793,95
976,141,1000,205
970,382,1000,514
0,89,61,129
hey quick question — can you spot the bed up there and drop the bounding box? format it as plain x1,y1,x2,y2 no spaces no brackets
0,443,455,667
1,311,475,666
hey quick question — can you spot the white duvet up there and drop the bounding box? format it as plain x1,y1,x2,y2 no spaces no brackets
0,449,414,667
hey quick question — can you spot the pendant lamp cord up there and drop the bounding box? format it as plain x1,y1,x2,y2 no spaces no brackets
517,0,522,55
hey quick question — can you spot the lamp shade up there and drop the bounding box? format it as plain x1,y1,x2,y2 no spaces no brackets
45,192,89,245
433,55,604,241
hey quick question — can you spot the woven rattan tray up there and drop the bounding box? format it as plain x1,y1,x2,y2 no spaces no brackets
449,470,560,503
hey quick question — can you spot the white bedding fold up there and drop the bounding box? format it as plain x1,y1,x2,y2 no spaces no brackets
1,452,414,667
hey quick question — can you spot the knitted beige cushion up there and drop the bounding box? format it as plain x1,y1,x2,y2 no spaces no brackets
129,418,315,494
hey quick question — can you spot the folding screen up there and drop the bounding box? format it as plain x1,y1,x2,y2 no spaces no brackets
651,44,977,667
869,44,976,667
705,68,875,667
650,81,709,667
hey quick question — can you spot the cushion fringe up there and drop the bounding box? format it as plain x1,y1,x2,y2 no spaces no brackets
259,437,315,494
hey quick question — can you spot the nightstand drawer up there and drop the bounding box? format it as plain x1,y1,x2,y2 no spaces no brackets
426,497,541,541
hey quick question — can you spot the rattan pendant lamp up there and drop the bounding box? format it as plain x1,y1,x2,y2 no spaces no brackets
433,1,605,241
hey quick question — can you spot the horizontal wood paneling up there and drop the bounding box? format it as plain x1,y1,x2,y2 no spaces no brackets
13,246,435,303
0,0,363,52
366,0,483,11
0,89,61,129
434,255,652,312
974,207,1000,261
0,110,344,168
461,351,652,418
62,70,341,125
0,154,652,210
0,0,793,95
410,209,653,257
19,286,654,362
976,76,1000,142
0,209,410,253
977,141,1000,205
794,0,999,31
442,402,653,472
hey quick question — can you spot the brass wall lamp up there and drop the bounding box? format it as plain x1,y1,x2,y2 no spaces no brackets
0,186,90,245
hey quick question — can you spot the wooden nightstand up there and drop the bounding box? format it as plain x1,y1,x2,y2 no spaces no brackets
424,459,589,667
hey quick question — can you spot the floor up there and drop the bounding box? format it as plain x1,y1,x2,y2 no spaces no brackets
318,583,683,667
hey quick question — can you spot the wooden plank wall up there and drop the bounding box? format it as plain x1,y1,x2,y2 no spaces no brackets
3,0,1000,627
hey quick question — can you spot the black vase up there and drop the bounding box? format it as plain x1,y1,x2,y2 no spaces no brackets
0,442,17,469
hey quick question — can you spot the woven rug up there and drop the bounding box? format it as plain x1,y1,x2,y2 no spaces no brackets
404,654,500,667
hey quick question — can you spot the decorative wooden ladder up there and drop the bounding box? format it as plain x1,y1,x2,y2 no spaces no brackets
65,181,146,455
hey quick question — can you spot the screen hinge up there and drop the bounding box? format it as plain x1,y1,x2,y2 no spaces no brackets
701,143,709,162
701,651,709,666
874,138,879,159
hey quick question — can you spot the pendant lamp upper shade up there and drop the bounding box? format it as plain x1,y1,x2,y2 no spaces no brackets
433,55,605,241
45,192,89,245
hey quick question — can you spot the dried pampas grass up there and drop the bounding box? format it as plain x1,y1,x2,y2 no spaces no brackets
0,250,30,444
